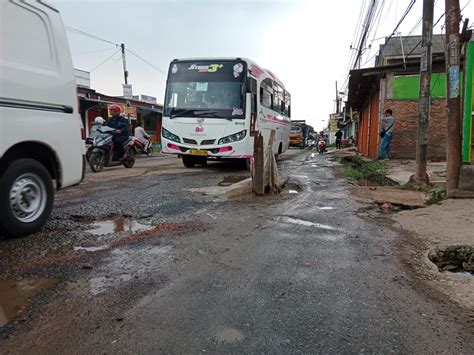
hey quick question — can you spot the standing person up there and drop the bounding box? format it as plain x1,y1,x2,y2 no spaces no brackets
106,104,129,160
379,108,396,160
134,122,151,154
335,128,343,149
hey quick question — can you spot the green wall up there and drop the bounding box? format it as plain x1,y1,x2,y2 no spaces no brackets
462,41,473,163
392,73,447,99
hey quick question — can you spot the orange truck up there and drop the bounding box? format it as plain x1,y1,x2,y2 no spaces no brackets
290,120,306,149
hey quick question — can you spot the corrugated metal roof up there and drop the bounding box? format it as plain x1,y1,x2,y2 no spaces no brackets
378,34,445,59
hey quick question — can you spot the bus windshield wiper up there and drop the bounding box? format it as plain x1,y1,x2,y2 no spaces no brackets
193,110,235,120
169,108,195,119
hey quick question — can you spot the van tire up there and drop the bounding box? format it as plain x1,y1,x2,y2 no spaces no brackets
0,159,54,237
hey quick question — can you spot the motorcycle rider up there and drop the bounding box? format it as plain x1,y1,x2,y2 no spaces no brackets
106,104,129,160
134,122,151,154
317,131,327,153
90,116,105,137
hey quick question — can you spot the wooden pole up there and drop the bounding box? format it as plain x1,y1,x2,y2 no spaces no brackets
415,0,434,184
445,0,462,196
253,133,264,195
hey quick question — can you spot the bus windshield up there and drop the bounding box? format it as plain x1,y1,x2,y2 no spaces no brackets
164,60,246,119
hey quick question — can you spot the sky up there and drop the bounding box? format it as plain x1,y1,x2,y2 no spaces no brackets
52,0,473,130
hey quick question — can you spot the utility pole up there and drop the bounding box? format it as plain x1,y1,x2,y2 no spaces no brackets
415,0,434,184
120,43,128,85
335,81,340,114
445,0,462,196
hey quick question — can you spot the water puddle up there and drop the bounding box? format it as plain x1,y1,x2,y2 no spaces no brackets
0,278,57,327
87,217,152,235
277,216,339,230
288,190,298,194
317,206,334,210
71,245,173,296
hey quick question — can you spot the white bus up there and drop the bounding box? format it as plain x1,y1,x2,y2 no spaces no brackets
161,58,291,167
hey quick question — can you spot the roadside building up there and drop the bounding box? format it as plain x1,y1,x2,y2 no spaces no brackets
74,69,163,147
347,35,474,161
76,86,163,146
347,35,449,160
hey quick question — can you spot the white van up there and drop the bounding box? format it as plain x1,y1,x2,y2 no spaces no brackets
0,0,85,237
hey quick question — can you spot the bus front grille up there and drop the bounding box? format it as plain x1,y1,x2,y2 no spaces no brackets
183,138,198,145
201,139,216,145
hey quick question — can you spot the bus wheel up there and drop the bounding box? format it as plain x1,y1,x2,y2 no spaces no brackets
196,157,207,166
239,158,251,170
182,155,196,168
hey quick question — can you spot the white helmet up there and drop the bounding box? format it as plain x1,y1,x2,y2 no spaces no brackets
94,116,105,125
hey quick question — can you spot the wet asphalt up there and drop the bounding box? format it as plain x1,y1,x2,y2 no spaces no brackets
1,151,473,353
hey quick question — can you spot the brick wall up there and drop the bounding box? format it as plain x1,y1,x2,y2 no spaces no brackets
384,99,447,160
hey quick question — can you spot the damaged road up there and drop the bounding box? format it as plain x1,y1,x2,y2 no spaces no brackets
0,151,473,353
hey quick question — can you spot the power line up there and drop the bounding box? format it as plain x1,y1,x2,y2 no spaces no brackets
353,0,379,70
125,49,167,76
89,48,121,72
66,26,119,46
77,46,117,56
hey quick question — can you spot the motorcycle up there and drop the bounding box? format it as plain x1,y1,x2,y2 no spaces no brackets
85,136,94,163
317,138,327,155
134,137,154,156
88,126,139,172
306,138,316,150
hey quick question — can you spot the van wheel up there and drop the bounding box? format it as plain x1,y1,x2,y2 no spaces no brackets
182,155,196,168
0,159,54,237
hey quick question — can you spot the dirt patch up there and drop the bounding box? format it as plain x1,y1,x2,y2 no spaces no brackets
393,199,474,312
428,246,474,273
352,187,427,208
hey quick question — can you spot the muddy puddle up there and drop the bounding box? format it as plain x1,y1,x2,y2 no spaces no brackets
87,217,152,235
0,278,57,327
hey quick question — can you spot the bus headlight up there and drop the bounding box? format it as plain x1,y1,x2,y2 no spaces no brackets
162,127,180,143
218,130,247,145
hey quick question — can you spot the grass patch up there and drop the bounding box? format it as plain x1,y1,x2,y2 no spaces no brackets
344,167,363,180
341,156,396,186
426,187,447,205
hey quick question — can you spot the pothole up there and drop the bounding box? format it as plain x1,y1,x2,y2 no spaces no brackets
281,181,303,194
428,246,474,274
87,217,152,235
0,278,58,327
218,175,248,187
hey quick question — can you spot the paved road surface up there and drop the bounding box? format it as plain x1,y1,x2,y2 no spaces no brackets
1,150,472,354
